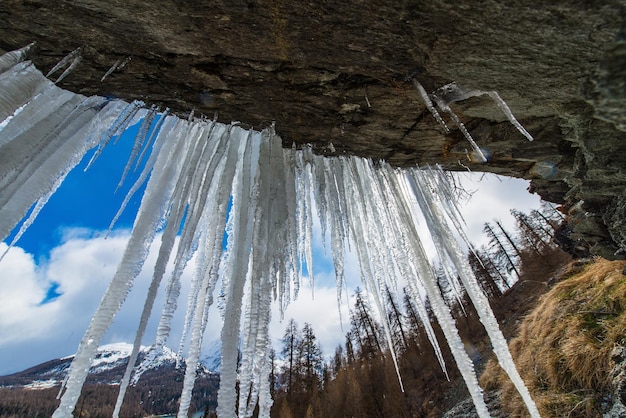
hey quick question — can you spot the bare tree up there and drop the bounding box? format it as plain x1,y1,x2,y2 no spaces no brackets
350,289,383,360
384,286,408,353
484,221,520,282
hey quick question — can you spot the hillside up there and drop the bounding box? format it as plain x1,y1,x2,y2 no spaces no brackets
0,343,219,417
270,233,575,417
480,258,626,417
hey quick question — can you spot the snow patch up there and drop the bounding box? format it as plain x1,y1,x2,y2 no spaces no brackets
24,379,58,390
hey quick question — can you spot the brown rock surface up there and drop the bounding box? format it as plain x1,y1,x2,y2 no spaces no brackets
1,0,625,256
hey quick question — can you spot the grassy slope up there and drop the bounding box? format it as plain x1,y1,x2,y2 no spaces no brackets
481,258,626,417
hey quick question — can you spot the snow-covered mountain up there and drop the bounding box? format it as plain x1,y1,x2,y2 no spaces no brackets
0,342,212,388
201,339,222,373
0,343,219,417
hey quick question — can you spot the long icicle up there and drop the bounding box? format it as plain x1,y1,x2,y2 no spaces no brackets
216,128,258,418
112,120,213,417
177,126,243,417
398,172,491,418
409,168,540,418
0,42,35,74
53,114,191,418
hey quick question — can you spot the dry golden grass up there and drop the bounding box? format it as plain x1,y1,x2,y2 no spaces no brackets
480,258,626,417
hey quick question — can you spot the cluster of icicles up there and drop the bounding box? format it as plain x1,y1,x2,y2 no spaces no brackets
0,44,540,418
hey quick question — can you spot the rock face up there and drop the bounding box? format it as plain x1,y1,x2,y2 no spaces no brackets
607,346,626,417
1,0,625,256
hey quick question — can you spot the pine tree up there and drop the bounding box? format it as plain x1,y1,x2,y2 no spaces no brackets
345,331,356,366
384,286,408,353
332,345,345,376
350,289,383,360
496,220,523,258
484,221,520,282
298,322,323,391
511,209,548,254
468,249,509,295
280,319,299,393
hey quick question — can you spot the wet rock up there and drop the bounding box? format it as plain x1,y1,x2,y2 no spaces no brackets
442,391,507,418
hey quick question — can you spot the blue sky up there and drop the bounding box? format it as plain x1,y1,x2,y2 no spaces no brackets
0,117,543,375
6,122,146,258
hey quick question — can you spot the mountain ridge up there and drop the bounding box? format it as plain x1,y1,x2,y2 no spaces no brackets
0,342,219,417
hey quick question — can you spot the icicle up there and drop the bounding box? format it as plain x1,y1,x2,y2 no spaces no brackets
345,158,408,391
408,168,540,418
101,56,131,82
239,276,274,418
112,208,182,417
431,89,487,163
309,150,328,250
0,61,52,122
157,123,229,348
434,82,533,142
405,172,468,310
0,94,83,189
0,96,119,243
46,47,82,79
105,116,175,236
238,126,287,418
113,119,211,417
85,99,144,171
378,165,454,370
135,108,170,171
486,91,534,141
420,260,491,418
0,87,76,148
413,81,533,163
381,168,452,374
216,128,258,418
115,105,158,190
175,126,228,356
54,55,82,84
176,199,230,417
412,79,449,132
318,157,351,324
176,127,243,417
392,174,491,417
281,145,299,297
53,109,192,418
0,172,63,262
0,42,35,75
427,166,487,269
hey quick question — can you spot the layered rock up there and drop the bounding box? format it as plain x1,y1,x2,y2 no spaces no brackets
1,0,624,256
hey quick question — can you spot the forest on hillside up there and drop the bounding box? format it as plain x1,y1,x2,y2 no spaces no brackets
267,204,593,417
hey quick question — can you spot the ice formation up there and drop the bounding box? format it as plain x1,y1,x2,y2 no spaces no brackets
0,45,540,418
412,80,534,163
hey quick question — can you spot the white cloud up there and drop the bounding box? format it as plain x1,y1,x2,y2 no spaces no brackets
0,230,200,375
456,172,542,248
0,233,128,374
0,244,48,342
269,272,353,358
